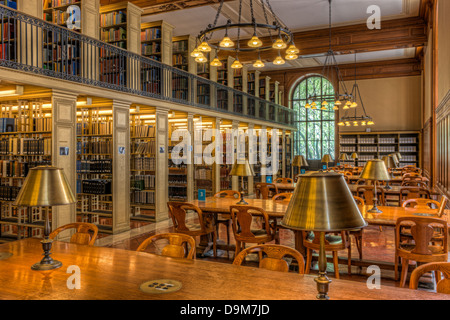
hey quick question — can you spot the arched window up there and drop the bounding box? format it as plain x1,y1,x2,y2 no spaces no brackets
292,75,335,160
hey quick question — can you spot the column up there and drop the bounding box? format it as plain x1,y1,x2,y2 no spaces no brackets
17,0,42,17
187,113,194,201
260,125,267,183
16,0,43,69
231,120,239,190
155,108,169,221
51,91,78,238
282,130,286,178
248,123,255,195
214,118,221,193
112,101,131,234
127,3,144,91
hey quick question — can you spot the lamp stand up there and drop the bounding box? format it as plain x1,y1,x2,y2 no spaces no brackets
384,172,393,190
315,232,331,300
368,182,382,214
32,209,62,271
236,176,248,205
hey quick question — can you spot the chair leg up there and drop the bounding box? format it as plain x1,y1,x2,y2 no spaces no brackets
347,245,352,276
226,221,230,260
235,240,241,258
333,251,339,279
305,249,312,274
394,254,399,281
354,234,363,260
400,259,409,288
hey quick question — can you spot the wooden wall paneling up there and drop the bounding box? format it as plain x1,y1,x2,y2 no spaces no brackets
436,90,450,199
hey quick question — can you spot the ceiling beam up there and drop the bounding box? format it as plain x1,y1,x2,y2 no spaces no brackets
217,17,428,63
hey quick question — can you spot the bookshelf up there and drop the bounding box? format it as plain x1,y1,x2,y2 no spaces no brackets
129,111,156,221
0,0,16,9
168,121,188,202
247,70,260,97
141,20,173,64
219,123,233,190
0,100,52,243
172,35,195,72
44,0,82,31
76,102,114,234
0,12,16,61
285,132,292,178
339,131,421,168
193,119,214,198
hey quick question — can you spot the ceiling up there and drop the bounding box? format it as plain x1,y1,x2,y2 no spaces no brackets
136,0,423,71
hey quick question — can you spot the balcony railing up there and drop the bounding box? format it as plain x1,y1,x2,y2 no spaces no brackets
0,6,295,127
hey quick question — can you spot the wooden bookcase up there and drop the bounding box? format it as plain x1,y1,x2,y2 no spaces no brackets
0,100,52,243
247,70,260,97
339,131,422,168
0,1,17,9
168,121,188,202
193,120,214,198
172,35,195,72
141,20,173,64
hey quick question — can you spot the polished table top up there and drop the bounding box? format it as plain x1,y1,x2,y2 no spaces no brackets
348,175,430,183
348,184,441,196
0,238,447,300
190,198,449,226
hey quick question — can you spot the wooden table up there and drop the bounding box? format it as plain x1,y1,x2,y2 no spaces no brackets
348,175,429,184
274,183,295,192
0,238,447,300
348,185,441,196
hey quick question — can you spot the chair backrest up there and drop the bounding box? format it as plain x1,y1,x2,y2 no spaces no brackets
229,205,273,242
49,222,98,246
353,196,365,206
303,231,349,249
272,193,292,202
233,244,305,274
410,262,450,294
136,233,196,259
356,186,385,205
275,177,293,184
402,198,441,210
255,183,278,199
167,202,206,233
438,196,449,218
395,216,448,256
399,187,431,205
214,190,240,199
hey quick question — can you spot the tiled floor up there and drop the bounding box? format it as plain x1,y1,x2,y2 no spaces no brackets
98,216,443,290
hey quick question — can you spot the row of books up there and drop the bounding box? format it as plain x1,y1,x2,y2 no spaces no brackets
2,22,15,41
46,0,80,8
197,84,210,96
43,60,80,75
91,122,113,135
133,125,155,138
100,57,127,74
76,159,112,174
172,91,187,100
197,63,209,75
132,157,155,171
194,167,212,180
100,73,126,85
0,1,17,9
142,82,160,94
168,175,186,185
133,141,155,155
0,160,51,178
77,141,112,154
173,40,188,52
141,28,161,41
168,187,186,200
0,185,20,201
101,27,126,43
81,179,112,195
172,54,187,66
100,11,126,28
0,43,15,60
131,190,154,205
1,138,51,156
142,68,161,81
132,175,155,190
141,43,161,56
43,44,79,63
44,10,75,27
0,117,51,133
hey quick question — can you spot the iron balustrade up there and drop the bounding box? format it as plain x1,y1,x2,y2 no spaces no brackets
0,6,295,127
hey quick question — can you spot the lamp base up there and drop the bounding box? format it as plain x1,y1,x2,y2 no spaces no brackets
236,199,248,205
368,206,383,214
314,274,331,300
31,260,62,271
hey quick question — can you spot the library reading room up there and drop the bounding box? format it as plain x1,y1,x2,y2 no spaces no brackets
0,0,449,305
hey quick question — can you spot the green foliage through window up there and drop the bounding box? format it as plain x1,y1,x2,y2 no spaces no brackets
292,76,335,160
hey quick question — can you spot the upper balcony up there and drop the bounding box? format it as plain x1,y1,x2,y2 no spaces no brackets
0,5,295,128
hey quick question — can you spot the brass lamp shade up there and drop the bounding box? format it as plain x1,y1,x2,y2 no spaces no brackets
389,153,400,166
360,160,391,181
281,172,367,232
339,153,349,161
229,160,254,177
14,166,76,207
293,155,308,167
351,153,358,160
382,156,398,169
321,154,333,163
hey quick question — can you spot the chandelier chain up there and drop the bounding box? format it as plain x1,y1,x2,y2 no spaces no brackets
207,0,226,41
261,0,274,42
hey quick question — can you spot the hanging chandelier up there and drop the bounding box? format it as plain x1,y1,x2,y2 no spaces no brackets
304,0,353,110
338,53,374,127
192,0,299,68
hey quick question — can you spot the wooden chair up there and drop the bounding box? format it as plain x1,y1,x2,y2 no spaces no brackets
409,262,450,294
136,233,196,259
356,186,386,206
229,205,277,257
255,183,278,199
272,193,292,202
402,199,441,210
399,187,431,206
303,231,352,279
49,222,98,246
275,177,293,184
350,196,365,260
394,216,448,287
213,190,241,258
438,196,449,218
233,244,305,274
167,202,217,258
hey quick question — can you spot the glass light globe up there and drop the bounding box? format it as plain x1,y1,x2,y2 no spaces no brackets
286,44,299,54
210,58,222,67
273,55,285,65
338,121,345,126
219,36,234,48
248,35,263,48
353,121,359,126
285,53,298,60
305,103,311,109
231,59,243,69
350,102,358,108
195,54,207,63
272,38,287,49
368,120,375,125
198,42,211,52
253,59,265,68
361,121,367,126
191,48,202,58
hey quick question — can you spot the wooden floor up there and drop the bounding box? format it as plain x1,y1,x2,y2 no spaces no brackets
104,219,445,290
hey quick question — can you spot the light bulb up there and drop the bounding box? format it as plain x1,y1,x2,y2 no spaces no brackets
195,53,207,63
346,100,352,106
345,122,351,126
253,59,265,68
350,102,358,108
361,121,367,126
343,105,350,110
338,121,345,126
353,121,359,126
272,38,287,49
333,105,339,111
285,53,298,60
210,58,222,67
305,103,311,109
286,44,299,54
273,55,285,65
248,35,263,48
219,36,234,48
335,100,342,106
231,59,243,69
198,41,211,52
311,102,317,109
191,48,202,58
322,101,329,106
368,120,375,125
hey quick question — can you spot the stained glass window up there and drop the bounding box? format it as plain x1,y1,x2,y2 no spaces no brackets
292,75,335,160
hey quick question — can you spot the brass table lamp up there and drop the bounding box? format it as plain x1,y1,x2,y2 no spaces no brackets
281,172,367,300
359,160,391,214
338,153,348,167
293,155,308,176
230,160,254,205
389,153,400,167
14,166,76,271
321,154,333,170
382,155,398,190
351,152,358,167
